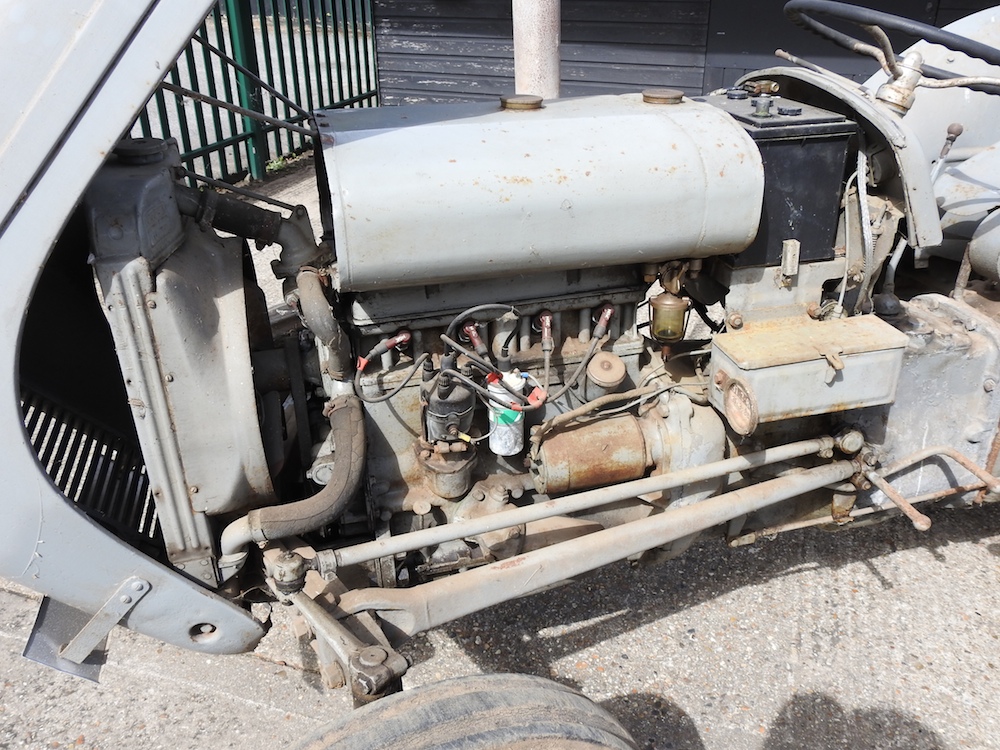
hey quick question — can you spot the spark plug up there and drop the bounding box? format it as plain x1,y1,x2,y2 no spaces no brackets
357,330,411,372
462,321,490,360
593,304,615,338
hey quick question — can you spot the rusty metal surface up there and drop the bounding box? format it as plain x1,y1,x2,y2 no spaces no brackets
865,471,933,532
321,437,838,572
712,315,908,369
533,414,648,495
338,461,859,638
709,314,908,433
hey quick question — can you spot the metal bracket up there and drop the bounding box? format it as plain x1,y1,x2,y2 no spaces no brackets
59,577,150,664
779,238,801,287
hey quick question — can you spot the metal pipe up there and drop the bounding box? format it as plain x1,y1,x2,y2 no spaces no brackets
512,0,561,100
318,436,840,573
865,470,932,531
728,481,984,546
878,445,1000,493
296,268,350,377
338,460,858,637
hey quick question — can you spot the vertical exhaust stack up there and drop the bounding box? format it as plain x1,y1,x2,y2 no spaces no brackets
512,0,561,100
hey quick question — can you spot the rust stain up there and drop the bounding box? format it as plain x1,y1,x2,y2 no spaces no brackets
495,556,527,570
540,415,646,493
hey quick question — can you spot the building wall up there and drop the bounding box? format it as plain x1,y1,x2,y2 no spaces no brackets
374,0,710,104
374,0,998,104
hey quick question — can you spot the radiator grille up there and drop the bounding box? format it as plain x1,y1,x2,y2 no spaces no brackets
20,389,163,555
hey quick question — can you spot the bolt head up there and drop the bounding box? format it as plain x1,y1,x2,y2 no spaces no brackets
985,379,997,393
119,595,132,605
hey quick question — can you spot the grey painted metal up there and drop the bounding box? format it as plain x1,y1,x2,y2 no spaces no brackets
862,7,1000,170
318,93,764,292
708,315,910,435
0,0,265,654
23,599,107,682
339,460,859,637
95,228,277,578
853,294,1000,510
60,577,150,664
512,0,561,99
320,436,837,571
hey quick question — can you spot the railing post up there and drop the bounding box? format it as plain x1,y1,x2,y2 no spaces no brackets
225,0,267,180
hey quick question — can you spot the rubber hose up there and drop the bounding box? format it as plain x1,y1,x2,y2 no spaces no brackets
247,395,365,541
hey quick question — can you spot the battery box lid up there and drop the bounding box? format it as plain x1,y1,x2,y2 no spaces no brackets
712,315,909,370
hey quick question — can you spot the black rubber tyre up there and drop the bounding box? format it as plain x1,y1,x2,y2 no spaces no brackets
292,673,638,750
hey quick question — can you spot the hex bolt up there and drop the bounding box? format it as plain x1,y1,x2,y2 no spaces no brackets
727,312,744,330
146,300,157,310
357,646,388,668
985,379,996,393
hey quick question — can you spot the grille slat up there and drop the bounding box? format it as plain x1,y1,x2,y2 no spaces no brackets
19,389,163,555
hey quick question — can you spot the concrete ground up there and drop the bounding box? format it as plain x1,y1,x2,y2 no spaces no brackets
5,159,1000,749
4,504,1000,749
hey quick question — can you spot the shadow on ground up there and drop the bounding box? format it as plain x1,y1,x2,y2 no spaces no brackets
390,502,1000,748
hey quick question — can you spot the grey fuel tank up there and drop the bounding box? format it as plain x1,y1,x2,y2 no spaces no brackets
317,92,765,292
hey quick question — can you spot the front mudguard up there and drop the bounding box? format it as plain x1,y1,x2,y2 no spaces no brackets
0,0,263,656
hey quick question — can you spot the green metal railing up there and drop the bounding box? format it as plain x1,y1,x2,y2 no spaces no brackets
133,0,377,182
